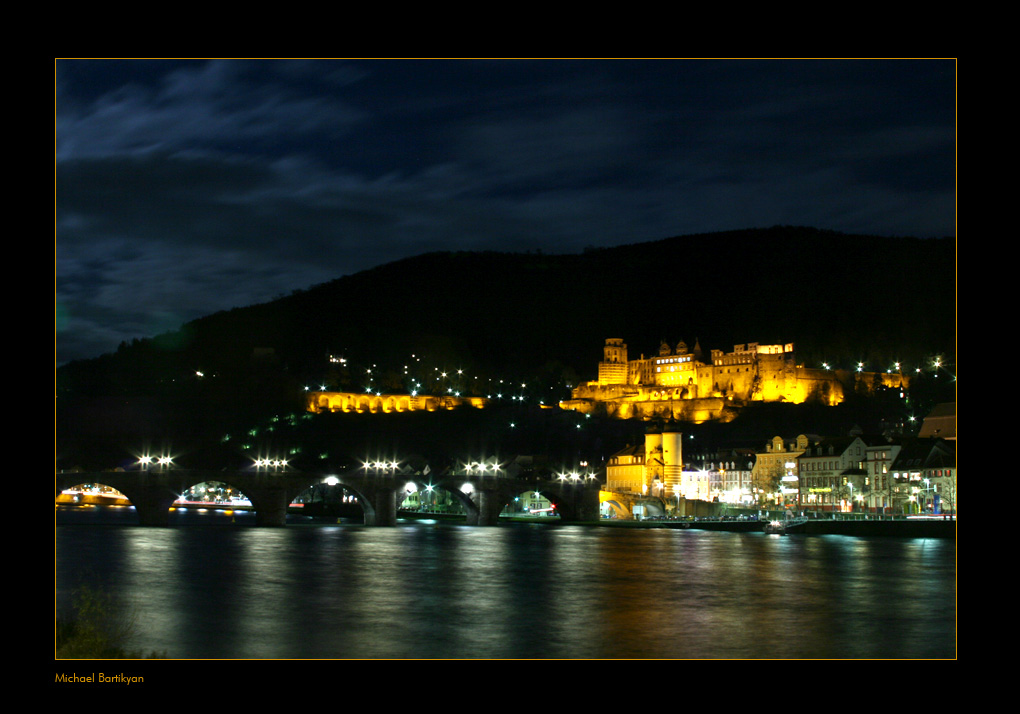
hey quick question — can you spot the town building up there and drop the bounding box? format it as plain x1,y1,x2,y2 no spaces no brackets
863,440,903,512
918,402,956,440
889,438,957,514
684,447,756,505
796,436,874,511
752,435,808,507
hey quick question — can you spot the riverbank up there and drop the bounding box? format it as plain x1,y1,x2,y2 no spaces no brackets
56,504,957,538
591,516,956,538
411,511,957,538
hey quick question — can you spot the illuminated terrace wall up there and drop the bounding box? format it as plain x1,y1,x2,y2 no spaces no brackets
307,392,488,415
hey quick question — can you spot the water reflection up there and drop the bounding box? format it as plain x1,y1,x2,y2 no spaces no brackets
56,520,956,659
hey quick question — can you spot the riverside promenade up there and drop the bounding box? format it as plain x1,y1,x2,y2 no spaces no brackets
599,513,957,538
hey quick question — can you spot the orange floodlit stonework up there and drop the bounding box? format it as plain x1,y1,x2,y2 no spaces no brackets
307,391,489,414
560,338,907,422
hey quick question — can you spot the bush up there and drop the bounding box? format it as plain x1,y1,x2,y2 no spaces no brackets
55,584,165,659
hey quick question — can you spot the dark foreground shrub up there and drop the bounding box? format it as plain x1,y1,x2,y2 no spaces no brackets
56,584,165,659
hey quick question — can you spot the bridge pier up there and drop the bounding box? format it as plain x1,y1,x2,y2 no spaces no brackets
476,489,508,526
135,496,173,527
252,488,290,527
119,483,177,526
363,485,399,526
552,485,602,522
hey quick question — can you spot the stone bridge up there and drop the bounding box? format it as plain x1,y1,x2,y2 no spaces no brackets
56,469,601,527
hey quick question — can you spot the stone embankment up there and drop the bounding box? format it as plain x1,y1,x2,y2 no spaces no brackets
597,516,956,538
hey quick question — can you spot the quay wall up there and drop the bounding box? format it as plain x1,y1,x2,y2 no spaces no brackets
659,518,956,538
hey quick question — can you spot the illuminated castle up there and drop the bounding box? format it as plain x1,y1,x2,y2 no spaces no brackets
561,338,906,422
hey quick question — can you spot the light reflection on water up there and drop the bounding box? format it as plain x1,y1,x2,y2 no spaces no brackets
55,517,956,659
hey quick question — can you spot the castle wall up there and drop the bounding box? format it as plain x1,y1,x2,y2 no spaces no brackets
308,392,488,414
561,338,907,421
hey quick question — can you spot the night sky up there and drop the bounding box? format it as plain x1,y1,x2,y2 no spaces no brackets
55,59,956,364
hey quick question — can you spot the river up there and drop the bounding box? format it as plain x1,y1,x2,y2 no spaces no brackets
55,507,956,659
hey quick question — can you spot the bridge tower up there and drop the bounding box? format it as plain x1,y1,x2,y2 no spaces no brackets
661,418,683,497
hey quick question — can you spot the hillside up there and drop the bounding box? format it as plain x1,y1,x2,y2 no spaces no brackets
56,226,956,466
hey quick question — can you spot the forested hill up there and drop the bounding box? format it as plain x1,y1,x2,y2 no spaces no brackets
57,226,955,413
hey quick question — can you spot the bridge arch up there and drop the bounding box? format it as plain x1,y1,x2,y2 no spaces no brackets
173,479,257,516
503,487,560,518
56,471,325,527
600,499,630,519
57,480,132,507
56,471,602,527
397,476,481,522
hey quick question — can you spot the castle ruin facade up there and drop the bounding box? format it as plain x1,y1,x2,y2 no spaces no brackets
560,338,906,422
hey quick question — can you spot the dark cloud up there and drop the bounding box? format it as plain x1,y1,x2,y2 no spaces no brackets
55,59,956,363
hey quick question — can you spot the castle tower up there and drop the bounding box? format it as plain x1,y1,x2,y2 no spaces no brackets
692,338,703,362
598,338,629,385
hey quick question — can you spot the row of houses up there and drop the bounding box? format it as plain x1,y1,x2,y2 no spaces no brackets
607,403,956,514
746,430,956,514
